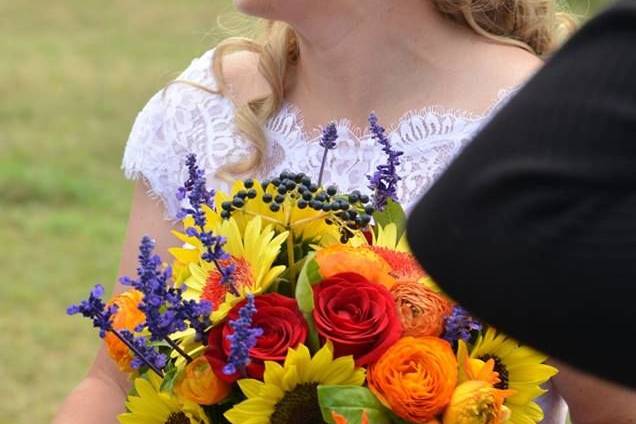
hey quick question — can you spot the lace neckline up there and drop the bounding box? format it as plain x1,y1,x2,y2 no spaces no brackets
267,86,520,142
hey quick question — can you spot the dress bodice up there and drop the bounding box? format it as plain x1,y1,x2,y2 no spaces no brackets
123,49,513,220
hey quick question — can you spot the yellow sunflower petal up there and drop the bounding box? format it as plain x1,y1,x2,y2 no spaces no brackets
238,379,265,398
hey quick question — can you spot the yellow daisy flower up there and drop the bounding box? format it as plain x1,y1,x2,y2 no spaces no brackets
118,372,209,424
224,342,366,424
173,215,288,322
469,328,559,424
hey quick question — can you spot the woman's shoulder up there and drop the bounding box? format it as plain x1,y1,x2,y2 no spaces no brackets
166,46,269,105
130,47,269,133
121,47,263,219
475,43,543,98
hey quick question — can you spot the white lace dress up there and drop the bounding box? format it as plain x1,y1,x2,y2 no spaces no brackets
122,49,569,423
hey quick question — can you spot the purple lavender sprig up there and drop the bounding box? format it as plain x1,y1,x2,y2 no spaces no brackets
179,299,214,343
318,123,338,187
67,284,166,376
120,236,213,355
443,305,483,345
178,154,237,295
119,330,168,371
367,113,403,210
223,294,263,376
177,154,215,223
67,284,117,338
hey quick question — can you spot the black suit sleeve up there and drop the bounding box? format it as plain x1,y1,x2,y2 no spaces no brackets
407,0,636,388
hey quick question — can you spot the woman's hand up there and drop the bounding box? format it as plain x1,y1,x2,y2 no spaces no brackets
552,360,636,424
53,181,177,423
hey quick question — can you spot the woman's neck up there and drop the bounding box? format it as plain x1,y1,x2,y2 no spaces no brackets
285,0,490,129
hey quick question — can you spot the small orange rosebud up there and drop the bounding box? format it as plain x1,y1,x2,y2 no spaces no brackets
175,356,231,405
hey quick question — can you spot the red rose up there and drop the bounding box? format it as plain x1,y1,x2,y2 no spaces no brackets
313,272,402,366
205,293,308,383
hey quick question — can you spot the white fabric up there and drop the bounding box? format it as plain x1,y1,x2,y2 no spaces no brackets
122,48,568,422
124,49,512,220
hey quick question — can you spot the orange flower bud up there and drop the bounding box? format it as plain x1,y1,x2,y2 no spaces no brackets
175,356,231,405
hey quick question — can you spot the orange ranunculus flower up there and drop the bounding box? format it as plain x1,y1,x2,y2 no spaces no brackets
442,380,514,424
390,281,453,337
104,289,145,372
368,337,458,424
315,245,396,288
175,356,231,405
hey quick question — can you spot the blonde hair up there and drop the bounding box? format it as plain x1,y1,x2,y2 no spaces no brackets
206,1,573,176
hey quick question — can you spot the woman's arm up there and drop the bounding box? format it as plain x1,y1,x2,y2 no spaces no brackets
553,362,636,424
53,181,178,423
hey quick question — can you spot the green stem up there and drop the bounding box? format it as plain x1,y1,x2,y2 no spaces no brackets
287,231,297,295
290,212,329,228
318,145,330,187
242,209,285,227
164,337,192,363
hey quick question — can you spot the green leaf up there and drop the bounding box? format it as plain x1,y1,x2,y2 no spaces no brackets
372,198,407,239
318,385,391,424
295,252,322,352
159,362,181,393
295,252,321,313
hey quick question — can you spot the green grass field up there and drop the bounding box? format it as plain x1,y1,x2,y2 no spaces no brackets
0,0,606,422
0,1,228,421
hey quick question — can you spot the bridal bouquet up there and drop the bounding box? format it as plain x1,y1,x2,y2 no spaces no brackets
69,115,557,424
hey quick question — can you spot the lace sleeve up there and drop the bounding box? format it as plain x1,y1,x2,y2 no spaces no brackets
121,49,254,220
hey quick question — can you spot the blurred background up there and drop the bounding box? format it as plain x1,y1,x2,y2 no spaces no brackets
0,0,609,422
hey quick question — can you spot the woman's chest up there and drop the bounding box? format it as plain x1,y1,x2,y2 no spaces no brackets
257,113,484,211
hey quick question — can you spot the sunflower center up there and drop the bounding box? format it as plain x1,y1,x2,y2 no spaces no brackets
480,354,510,389
270,383,324,424
165,412,190,424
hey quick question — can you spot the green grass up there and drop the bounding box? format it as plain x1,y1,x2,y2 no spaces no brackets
0,0,607,422
0,0,229,421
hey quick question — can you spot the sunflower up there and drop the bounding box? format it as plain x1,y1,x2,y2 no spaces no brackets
469,328,559,424
224,342,366,424
118,372,209,424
